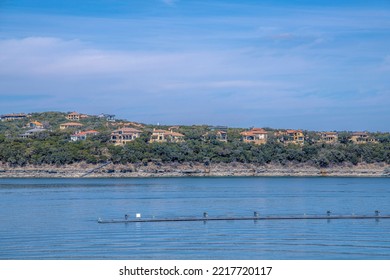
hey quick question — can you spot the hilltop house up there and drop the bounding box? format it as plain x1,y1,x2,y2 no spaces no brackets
98,113,115,122
0,113,27,121
59,122,83,130
19,128,47,139
320,132,338,144
351,132,378,144
240,128,268,145
276,129,305,145
150,129,185,143
66,112,89,121
27,121,45,129
70,130,99,141
202,130,228,142
203,126,228,142
110,127,142,145
214,130,228,142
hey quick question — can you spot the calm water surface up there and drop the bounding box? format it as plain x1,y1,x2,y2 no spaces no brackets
0,177,389,259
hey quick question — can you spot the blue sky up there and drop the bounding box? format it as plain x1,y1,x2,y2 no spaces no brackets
1,0,389,131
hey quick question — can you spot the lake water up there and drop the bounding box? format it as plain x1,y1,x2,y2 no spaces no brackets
0,177,389,260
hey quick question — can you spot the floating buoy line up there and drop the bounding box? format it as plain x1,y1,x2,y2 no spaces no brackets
97,211,389,224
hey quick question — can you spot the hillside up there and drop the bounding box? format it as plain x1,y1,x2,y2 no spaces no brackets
0,111,389,170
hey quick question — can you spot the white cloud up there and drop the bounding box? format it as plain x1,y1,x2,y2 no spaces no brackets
0,37,311,90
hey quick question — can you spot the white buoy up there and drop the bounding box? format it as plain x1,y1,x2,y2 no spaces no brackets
136,213,141,218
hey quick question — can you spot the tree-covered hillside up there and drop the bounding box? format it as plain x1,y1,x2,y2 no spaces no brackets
0,112,389,167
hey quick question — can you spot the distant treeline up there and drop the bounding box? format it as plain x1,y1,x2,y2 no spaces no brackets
0,132,389,167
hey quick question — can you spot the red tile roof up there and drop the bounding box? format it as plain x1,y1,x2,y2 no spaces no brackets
152,129,167,133
240,128,268,136
152,129,184,137
72,130,99,136
352,132,368,136
170,131,184,137
286,129,302,134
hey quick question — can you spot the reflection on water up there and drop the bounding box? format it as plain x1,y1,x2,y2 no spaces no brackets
0,177,390,259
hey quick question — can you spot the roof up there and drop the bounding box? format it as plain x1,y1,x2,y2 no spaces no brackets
252,128,267,132
72,130,99,137
111,127,142,134
68,112,80,115
1,113,27,117
169,131,184,137
286,129,303,134
209,125,228,131
352,132,368,136
30,121,43,125
240,128,268,136
152,129,168,133
61,122,83,126
99,113,115,117
112,127,142,133
152,129,184,137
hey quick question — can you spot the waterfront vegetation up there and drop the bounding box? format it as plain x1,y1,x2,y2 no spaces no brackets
0,111,389,167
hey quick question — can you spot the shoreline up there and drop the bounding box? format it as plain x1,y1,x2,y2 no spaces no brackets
1,162,389,178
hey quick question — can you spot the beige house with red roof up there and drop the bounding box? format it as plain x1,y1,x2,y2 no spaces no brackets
286,130,304,144
275,129,305,145
60,122,83,130
320,132,338,144
240,128,268,145
111,127,142,145
66,112,89,121
70,130,99,141
150,129,185,143
351,132,378,144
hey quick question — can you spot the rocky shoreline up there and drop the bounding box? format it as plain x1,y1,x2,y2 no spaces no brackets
1,162,389,178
